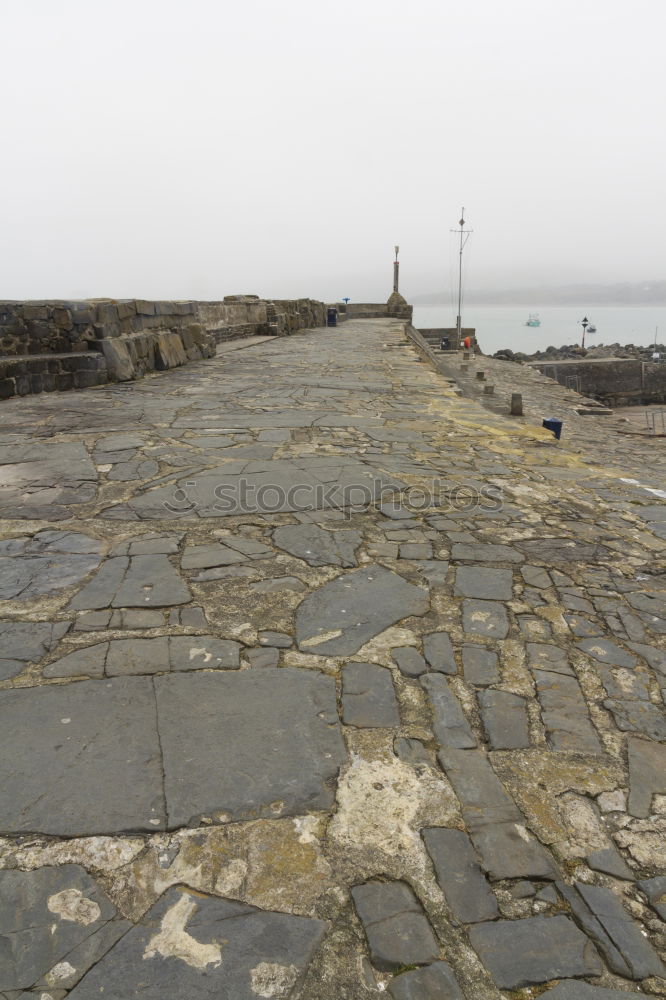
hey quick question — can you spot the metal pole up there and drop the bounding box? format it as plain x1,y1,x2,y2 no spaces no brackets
457,210,464,342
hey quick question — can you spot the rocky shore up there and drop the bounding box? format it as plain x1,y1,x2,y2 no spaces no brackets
494,342,666,363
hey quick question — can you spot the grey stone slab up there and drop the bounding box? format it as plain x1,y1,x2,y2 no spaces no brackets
105,637,169,675
526,642,573,675
423,631,456,674
387,961,464,1000
394,737,431,766
521,565,551,589
565,614,604,637
421,674,476,749
0,677,165,835
413,560,450,587
516,537,611,564
627,736,666,817
181,543,246,568
586,847,634,880
478,689,530,749
295,565,428,656
534,670,602,754
603,697,666,741
258,630,292,648
43,642,109,678
95,434,144,451
391,645,427,677
0,621,70,680
67,557,129,610
114,555,191,607
35,919,132,991
120,609,165,628
0,865,119,992
0,535,103,601
155,668,346,826
273,524,361,567
422,827,498,923
461,645,499,686
73,611,113,632
351,880,440,972
574,882,665,979
341,661,400,728
576,638,639,668
169,635,241,671
246,646,280,668
400,542,433,560
438,748,558,880
67,885,327,1000
628,641,666,679
556,882,632,978
542,983,645,999
454,565,513,600
637,876,666,919
462,600,509,639
468,915,602,989
451,542,523,563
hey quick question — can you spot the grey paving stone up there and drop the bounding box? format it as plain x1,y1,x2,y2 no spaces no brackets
637,876,666,919
73,610,113,631
478,689,530,749
120,609,165,628
246,646,280,668
67,885,326,1000
105,637,169,676
295,565,428,656
0,865,120,992
521,565,551,589
35,920,132,991
576,638,639,668
0,532,103,601
155,668,346,826
438,748,558,880
462,600,509,639
421,674,476,749
422,827,498,923
0,676,164,835
586,847,634,880
387,961,464,1000
454,565,513,600
534,670,602,754
603,697,666,741
570,882,664,979
460,645,499,687
400,542,433,560
565,614,604,637
628,641,666,679
412,559,450,587
423,631,456,674
272,524,361,567
451,542,523,563
516,537,611,564
169,635,241,671
351,880,440,972
391,645,427,677
541,982,645,998
394,737,431,766
468,915,602,989
627,735,666,817
258,630,293,648
95,434,144,451
43,642,109,678
70,555,191,609
0,621,70,680
342,661,400,728
526,642,573,675
181,543,246,568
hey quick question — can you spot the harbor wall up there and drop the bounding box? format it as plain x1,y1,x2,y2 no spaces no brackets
528,357,666,406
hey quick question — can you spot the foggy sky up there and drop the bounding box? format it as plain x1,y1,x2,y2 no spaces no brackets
2,0,665,302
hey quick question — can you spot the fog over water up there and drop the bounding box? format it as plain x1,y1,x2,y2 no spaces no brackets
414,306,666,355
1,0,665,301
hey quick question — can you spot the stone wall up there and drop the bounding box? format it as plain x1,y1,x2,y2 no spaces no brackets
343,302,414,321
0,295,329,388
529,357,666,406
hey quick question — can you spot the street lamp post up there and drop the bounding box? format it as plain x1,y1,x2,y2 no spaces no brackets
393,246,400,294
580,316,589,349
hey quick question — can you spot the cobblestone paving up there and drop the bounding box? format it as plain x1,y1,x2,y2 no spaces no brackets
0,318,665,998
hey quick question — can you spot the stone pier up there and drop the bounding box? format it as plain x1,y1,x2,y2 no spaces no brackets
0,318,665,998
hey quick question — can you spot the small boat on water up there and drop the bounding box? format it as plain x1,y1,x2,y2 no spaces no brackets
525,313,541,327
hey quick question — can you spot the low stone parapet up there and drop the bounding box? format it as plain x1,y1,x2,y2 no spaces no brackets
0,351,108,399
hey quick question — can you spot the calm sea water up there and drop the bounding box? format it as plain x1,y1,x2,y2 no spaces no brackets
412,305,666,355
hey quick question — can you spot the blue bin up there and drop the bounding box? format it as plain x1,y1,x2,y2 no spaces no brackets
327,307,338,327
542,418,563,440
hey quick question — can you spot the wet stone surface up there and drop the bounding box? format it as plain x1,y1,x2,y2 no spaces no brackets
2,318,666,998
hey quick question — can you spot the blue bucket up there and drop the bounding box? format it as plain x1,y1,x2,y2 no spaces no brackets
542,418,563,440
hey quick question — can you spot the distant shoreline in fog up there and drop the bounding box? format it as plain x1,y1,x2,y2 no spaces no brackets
411,281,666,307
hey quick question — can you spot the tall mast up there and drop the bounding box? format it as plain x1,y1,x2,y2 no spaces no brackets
451,209,472,342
